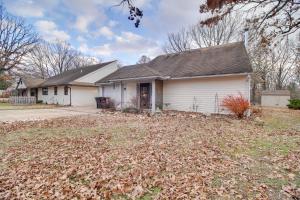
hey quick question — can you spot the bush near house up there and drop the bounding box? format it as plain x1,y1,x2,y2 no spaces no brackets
222,94,250,118
287,99,300,110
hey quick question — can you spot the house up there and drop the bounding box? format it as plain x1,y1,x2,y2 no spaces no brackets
261,90,290,107
16,77,45,98
17,61,118,106
96,42,252,114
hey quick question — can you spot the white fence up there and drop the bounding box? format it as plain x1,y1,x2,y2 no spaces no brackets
9,96,36,105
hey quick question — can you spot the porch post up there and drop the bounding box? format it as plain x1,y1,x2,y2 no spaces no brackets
151,80,156,113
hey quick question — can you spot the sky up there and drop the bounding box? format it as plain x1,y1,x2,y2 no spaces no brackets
4,0,202,65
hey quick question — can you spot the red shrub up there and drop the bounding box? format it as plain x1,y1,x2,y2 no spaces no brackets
222,94,250,118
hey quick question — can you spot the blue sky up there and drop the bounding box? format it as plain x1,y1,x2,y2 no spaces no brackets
4,0,202,65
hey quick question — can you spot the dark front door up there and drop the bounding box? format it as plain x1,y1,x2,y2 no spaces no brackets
140,83,151,109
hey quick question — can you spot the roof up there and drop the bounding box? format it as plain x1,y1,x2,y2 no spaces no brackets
98,63,162,82
97,42,252,83
18,77,44,88
40,61,115,87
262,90,290,96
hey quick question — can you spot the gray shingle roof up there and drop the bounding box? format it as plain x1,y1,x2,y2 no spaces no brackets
23,77,45,88
97,42,252,83
40,61,115,87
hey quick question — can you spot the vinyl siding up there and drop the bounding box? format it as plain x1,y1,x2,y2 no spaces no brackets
261,95,290,107
38,86,70,105
163,75,250,114
75,62,118,83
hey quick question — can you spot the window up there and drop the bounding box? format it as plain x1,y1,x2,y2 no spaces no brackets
54,87,57,95
30,89,35,97
42,87,48,95
64,86,68,95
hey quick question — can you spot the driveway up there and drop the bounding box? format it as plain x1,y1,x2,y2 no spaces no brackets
0,106,101,122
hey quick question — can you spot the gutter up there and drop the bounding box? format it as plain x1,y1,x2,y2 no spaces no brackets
96,72,252,84
169,72,252,80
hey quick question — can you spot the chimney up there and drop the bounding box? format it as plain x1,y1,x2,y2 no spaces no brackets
243,27,249,48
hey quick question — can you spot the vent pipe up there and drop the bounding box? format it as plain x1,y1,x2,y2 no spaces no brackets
243,27,249,48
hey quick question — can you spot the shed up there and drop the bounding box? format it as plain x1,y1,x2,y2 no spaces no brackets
261,90,290,107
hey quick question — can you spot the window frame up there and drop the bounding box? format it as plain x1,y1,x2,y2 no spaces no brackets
64,86,68,95
42,87,48,95
54,87,58,95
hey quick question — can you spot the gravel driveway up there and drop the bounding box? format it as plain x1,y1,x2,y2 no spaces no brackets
0,107,100,122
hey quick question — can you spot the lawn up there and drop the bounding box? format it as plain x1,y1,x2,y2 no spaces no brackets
0,102,58,110
0,108,299,199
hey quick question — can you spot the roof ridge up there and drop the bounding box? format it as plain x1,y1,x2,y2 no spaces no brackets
157,41,244,58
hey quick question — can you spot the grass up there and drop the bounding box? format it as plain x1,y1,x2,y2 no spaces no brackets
262,107,300,131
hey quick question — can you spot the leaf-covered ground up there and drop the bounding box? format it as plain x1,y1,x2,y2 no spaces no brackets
0,108,299,199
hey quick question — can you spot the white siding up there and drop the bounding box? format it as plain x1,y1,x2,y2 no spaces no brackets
123,81,137,107
163,75,250,114
38,86,70,105
71,86,98,106
100,81,138,109
75,62,118,83
102,83,122,107
261,95,290,107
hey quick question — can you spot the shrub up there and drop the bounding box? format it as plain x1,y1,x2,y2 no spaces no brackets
122,107,139,113
287,99,300,110
222,94,250,118
36,100,43,104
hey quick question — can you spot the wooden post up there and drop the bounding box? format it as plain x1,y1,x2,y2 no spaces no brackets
151,80,156,113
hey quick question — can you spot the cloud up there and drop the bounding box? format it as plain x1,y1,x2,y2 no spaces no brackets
108,20,118,27
80,31,162,60
62,0,106,32
5,0,59,18
35,20,71,42
145,0,201,34
97,26,115,39
5,1,44,17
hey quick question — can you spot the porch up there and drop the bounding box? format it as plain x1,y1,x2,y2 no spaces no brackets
100,79,163,112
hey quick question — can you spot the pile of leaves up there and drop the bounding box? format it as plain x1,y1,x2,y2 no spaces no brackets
0,111,299,199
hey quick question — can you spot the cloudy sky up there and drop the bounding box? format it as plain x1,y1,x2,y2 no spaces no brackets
4,0,202,65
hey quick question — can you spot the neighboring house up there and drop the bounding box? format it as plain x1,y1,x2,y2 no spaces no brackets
96,42,252,114
261,90,290,107
16,77,45,98
17,61,118,106
38,61,118,106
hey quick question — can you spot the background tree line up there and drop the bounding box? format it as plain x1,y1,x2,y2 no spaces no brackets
0,5,98,89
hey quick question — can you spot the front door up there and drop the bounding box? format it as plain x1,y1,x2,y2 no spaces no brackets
140,83,150,109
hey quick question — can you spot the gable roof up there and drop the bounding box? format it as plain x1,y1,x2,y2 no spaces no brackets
17,77,44,89
40,61,115,87
97,42,252,83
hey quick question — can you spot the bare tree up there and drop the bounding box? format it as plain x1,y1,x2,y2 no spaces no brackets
71,53,99,68
163,28,191,53
164,14,240,53
0,5,39,73
200,0,299,42
24,41,52,79
190,14,240,47
272,39,295,90
137,55,151,64
25,40,100,78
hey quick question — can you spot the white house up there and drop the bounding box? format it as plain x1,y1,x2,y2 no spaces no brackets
17,61,118,106
96,42,252,114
